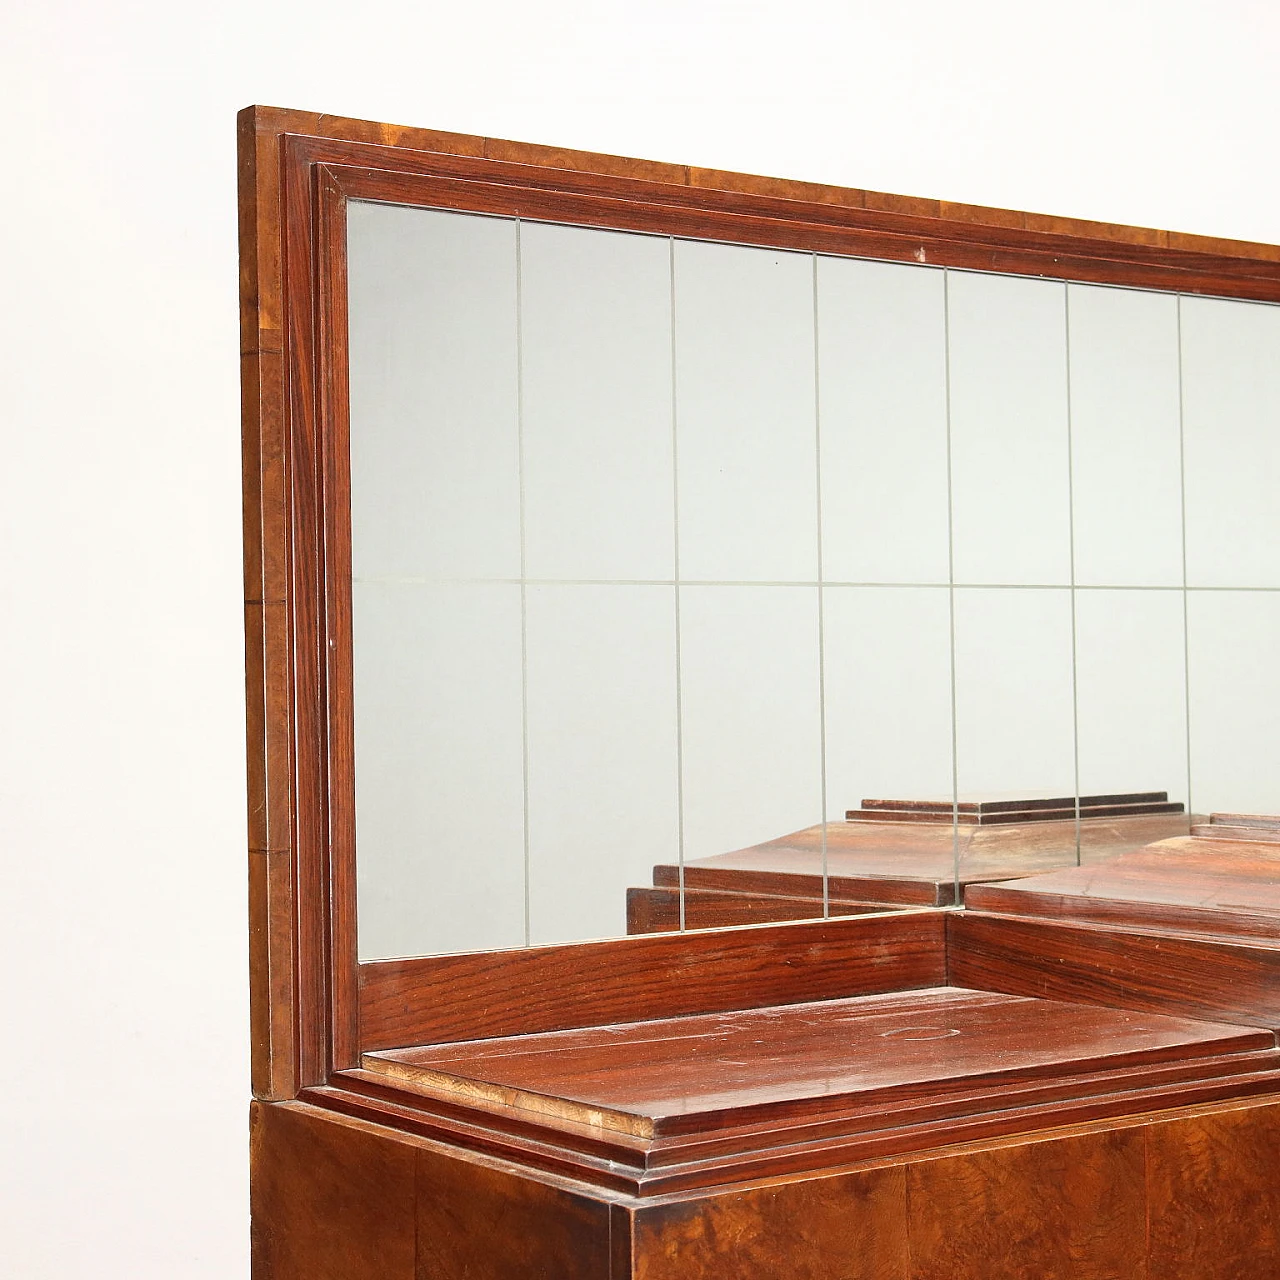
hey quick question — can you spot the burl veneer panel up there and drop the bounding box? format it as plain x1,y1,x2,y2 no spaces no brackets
251,1100,417,1280
966,835,1280,942
632,1166,908,1280
906,1126,1148,1280
416,1147,613,1280
1147,1100,1280,1279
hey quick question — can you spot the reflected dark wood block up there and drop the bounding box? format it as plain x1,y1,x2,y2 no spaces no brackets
851,788,1183,826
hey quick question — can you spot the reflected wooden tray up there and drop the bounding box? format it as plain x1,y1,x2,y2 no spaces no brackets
966,814,1280,942
352,985,1280,1194
632,792,1192,933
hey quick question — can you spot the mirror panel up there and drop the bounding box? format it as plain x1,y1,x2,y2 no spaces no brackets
816,256,950,586
1074,588,1191,816
520,221,675,581
346,194,1280,962
352,580,526,961
525,583,680,946
822,585,955,815
1187,591,1280,814
673,240,819,583
947,271,1072,587
1181,296,1280,589
1067,283,1184,588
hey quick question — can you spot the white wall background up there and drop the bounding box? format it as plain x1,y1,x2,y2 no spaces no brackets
2,1,1278,1274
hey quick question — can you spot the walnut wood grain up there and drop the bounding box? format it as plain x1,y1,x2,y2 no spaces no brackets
416,1146,613,1280
948,911,1280,1030
246,105,1280,265
316,156,1280,300
359,911,946,1051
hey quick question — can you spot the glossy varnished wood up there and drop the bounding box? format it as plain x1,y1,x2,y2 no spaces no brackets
949,911,1280,1030
416,1146,615,1280
364,988,1271,1139
358,911,946,1050
631,1165,909,1280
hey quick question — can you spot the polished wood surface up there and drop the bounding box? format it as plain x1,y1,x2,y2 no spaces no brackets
949,912,1280,1031
631,1164,909,1280
250,1101,416,1280
365,987,1271,1138
965,829,1280,942
359,910,945,1051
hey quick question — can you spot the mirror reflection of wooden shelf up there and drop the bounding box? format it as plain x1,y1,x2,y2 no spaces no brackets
627,790,1190,933
966,813,1280,943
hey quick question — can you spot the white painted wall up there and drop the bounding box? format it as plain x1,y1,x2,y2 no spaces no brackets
3,1,1278,1273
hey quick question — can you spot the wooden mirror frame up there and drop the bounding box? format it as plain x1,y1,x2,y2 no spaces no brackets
238,104,1280,1104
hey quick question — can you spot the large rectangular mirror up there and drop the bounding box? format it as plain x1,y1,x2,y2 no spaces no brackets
344,197,1278,963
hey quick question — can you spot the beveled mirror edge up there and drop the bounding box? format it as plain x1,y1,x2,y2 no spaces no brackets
238,103,1280,1101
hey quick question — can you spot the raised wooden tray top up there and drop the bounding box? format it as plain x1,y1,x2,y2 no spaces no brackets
967,816,1280,941
347,986,1280,1194
364,987,1266,1136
